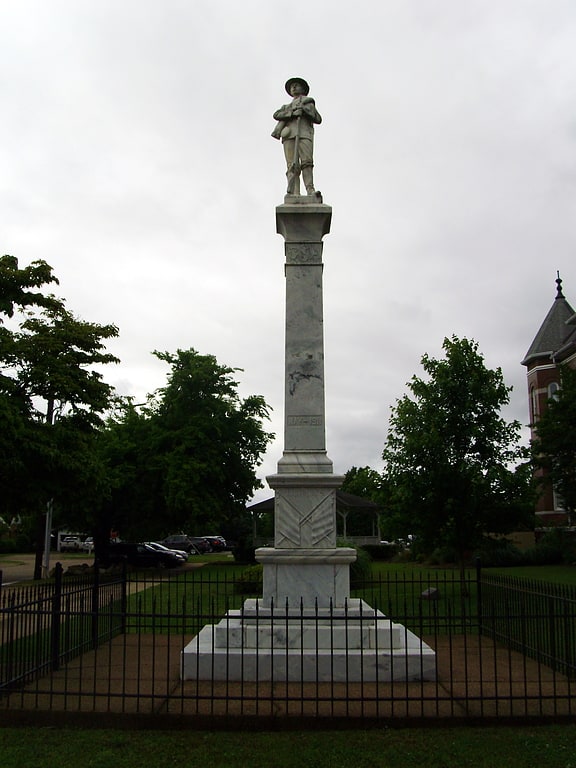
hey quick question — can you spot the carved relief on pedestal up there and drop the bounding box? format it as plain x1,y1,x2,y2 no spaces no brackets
285,242,323,265
274,487,336,548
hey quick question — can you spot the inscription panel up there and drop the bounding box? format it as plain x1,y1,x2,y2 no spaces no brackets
287,415,323,426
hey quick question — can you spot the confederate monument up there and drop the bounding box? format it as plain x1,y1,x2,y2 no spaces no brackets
181,78,435,682
272,76,322,198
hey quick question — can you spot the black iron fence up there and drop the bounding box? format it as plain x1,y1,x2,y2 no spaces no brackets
479,572,576,680
0,563,125,692
0,562,574,725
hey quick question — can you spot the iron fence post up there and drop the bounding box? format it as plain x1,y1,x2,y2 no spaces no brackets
476,557,483,637
120,561,127,634
91,562,100,649
50,562,63,671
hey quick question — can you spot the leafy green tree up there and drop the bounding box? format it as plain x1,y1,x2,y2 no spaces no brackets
382,336,533,575
99,349,274,547
341,466,384,503
0,255,119,575
532,365,576,520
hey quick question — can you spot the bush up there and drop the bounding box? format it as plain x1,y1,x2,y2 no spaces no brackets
478,529,576,567
477,538,524,567
526,529,576,565
234,564,263,594
232,542,257,564
0,538,18,554
361,544,398,561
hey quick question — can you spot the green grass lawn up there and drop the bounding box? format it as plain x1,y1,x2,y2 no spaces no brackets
1,724,575,768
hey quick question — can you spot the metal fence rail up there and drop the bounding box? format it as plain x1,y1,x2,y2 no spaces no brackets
479,572,576,679
1,564,574,724
0,563,125,692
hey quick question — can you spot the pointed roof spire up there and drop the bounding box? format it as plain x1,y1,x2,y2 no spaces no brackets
521,273,575,366
556,270,565,299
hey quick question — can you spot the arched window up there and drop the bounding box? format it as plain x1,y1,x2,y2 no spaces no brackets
530,385,539,421
548,382,560,401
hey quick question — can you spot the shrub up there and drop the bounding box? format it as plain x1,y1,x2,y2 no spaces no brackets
232,542,257,564
336,541,372,584
478,529,576,567
477,538,524,567
234,564,263,594
525,529,576,565
361,544,398,561
0,538,18,554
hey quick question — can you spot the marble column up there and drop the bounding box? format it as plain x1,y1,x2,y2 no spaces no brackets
256,198,356,609
181,196,436,683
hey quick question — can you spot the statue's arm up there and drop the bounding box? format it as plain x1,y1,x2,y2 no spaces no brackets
273,104,293,121
301,98,322,125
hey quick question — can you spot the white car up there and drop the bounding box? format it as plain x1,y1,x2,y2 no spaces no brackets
145,541,188,562
60,536,82,552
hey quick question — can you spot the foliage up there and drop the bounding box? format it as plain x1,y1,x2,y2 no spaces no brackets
341,465,385,503
479,529,576,567
0,256,119,533
532,365,576,515
337,539,372,582
99,348,274,545
234,563,263,594
381,336,534,574
360,543,399,561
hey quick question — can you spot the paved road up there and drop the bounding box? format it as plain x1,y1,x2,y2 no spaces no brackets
0,552,93,585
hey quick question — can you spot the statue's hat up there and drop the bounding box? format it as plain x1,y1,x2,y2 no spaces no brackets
285,77,310,96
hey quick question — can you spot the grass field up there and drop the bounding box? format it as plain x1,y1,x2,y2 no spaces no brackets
1,724,575,768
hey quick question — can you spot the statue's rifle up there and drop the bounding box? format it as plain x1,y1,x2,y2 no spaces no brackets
290,108,302,193
292,115,302,177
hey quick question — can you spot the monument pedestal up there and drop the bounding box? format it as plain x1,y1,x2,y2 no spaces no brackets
181,598,436,682
181,195,436,683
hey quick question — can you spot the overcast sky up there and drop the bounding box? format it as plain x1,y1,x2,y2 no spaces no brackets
2,1,576,501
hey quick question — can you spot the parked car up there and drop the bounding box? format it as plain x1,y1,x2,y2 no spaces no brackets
145,541,188,562
161,535,200,554
60,536,82,552
108,542,183,568
189,536,212,553
82,537,94,553
203,536,227,552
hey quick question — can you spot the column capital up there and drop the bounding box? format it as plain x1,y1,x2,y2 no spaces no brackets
276,202,332,243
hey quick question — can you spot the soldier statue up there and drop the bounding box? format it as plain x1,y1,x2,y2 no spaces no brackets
272,77,322,197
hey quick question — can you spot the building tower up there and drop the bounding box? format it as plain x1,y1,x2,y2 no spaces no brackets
522,274,576,526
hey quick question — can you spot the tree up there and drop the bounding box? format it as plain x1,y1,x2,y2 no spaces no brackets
341,466,384,503
99,349,274,547
532,365,576,521
0,255,119,575
381,336,533,575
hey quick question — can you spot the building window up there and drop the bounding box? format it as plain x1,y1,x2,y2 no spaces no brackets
530,385,539,421
548,382,560,401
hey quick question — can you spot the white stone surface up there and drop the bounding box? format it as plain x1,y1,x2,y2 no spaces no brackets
181,600,436,682
257,547,356,609
180,198,436,684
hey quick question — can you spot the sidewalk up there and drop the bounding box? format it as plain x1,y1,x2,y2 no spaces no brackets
0,553,93,585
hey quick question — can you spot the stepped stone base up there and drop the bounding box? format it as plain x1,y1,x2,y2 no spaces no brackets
181,599,436,683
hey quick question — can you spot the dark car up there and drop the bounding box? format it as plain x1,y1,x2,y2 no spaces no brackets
203,536,227,552
161,535,199,554
108,542,182,568
189,536,212,553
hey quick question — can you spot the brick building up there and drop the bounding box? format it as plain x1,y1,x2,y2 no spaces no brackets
521,274,576,526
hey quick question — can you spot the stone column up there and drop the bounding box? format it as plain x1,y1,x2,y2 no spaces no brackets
256,198,355,609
